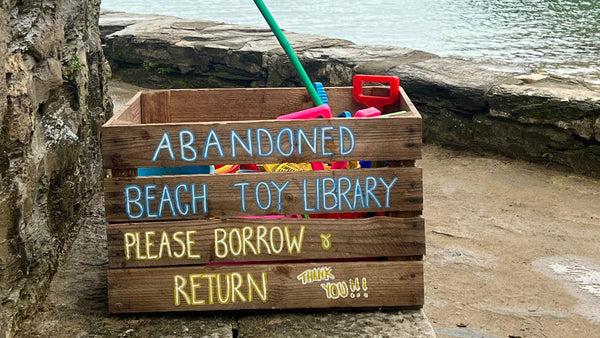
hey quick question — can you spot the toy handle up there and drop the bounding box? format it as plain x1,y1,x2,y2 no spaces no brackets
277,105,332,171
353,75,400,111
276,105,332,120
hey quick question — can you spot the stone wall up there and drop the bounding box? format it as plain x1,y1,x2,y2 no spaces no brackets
0,0,111,335
100,11,600,177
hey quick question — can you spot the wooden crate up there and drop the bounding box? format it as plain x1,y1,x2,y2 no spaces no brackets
102,86,424,314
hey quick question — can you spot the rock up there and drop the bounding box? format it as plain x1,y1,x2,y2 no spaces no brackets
0,0,111,335
237,310,435,337
421,108,475,147
596,117,600,143
98,11,175,43
101,10,343,88
32,58,63,105
303,45,437,84
473,115,585,154
101,10,437,89
391,56,530,114
487,74,600,140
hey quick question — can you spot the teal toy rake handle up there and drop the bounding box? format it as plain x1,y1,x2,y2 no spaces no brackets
253,0,324,106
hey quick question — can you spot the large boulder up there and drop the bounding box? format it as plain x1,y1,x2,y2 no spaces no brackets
0,0,111,335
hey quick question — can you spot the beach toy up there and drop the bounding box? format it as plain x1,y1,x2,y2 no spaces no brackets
276,104,332,120
353,75,400,111
382,111,408,117
253,0,324,106
313,82,329,105
263,162,312,172
240,163,261,171
277,105,332,171
359,160,372,168
253,1,330,170
329,107,381,170
214,164,240,174
310,162,326,171
137,165,214,176
347,75,400,169
329,160,348,170
355,107,382,118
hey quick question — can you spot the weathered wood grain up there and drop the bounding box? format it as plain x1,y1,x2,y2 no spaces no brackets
108,260,423,313
104,167,423,222
103,85,425,315
141,90,171,123
398,87,418,114
107,216,425,268
102,115,421,169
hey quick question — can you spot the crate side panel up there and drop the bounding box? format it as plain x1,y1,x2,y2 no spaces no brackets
108,260,423,313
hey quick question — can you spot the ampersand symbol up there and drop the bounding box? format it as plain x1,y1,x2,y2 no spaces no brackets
320,233,332,250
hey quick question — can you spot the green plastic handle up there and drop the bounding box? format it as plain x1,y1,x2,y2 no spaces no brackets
253,0,323,106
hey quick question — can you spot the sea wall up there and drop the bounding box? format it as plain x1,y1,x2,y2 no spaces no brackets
100,11,600,177
0,0,111,335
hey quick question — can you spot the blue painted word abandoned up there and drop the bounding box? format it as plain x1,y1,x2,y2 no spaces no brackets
151,126,356,161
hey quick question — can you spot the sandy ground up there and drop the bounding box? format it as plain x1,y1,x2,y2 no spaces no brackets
423,148,600,338
17,81,600,337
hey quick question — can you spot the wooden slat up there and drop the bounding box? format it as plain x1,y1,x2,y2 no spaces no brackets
107,216,425,268
104,167,423,222
102,116,422,169
111,169,137,178
141,91,171,123
108,260,423,313
387,160,425,259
